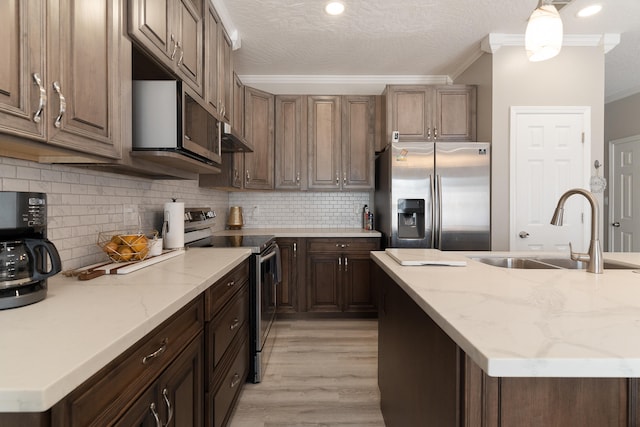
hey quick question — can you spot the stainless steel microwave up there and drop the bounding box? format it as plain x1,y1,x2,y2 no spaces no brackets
132,80,222,166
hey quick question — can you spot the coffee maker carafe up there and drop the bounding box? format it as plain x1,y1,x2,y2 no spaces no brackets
0,192,61,310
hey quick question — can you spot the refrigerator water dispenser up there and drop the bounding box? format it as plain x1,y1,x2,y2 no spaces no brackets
397,199,425,239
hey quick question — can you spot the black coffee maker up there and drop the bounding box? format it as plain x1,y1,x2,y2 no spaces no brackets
0,192,62,310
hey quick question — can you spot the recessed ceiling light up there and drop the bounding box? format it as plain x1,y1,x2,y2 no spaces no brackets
577,4,602,17
325,1,345,15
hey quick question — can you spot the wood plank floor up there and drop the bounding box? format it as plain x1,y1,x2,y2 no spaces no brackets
228,319,385,427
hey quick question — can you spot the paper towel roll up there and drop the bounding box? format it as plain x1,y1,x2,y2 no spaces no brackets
164,201,184,249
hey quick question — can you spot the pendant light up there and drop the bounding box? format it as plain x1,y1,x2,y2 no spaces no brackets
525,0,563,62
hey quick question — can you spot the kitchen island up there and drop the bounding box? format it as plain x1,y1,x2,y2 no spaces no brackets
372,249,640,427
0,247,250,419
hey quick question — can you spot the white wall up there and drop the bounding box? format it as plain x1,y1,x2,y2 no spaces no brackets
491,46,605,250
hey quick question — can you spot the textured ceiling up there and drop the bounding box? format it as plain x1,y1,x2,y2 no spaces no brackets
222,0,640,101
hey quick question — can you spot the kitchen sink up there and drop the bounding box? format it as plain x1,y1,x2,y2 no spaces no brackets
471,257,640,270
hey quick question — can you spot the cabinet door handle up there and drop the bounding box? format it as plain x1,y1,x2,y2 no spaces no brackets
343,172,346,185
335,171,339,186
162,388,173,427
169,34,177,60
142,338,168,364
150,402,162,427
344,256,348,272
246,170,250,184
338,256,342,271
32,73,46,123
230,373,241,388
52,81,66,129
226,280,236,287
296,172,300,185
293,242,297,257
176,41,184,66
612,222,621,227
434,127,438,140
230,318,240,331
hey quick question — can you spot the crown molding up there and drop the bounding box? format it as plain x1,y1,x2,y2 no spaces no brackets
237,75,452,95
605,85,640,104
481,33,621,54
209,0,241,49
239,75,450,85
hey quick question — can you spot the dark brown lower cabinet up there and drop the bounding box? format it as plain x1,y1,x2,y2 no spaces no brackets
204,259,250,427
114,334,203,427
376,264,637,427
276,238,300,314
306,238,379,316
0,260,252,427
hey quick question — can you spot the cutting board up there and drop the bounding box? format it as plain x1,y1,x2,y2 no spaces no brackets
77,249,185,280
385,248,467,266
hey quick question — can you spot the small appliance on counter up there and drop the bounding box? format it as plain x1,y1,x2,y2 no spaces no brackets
0,191,62,309
227,206,244,229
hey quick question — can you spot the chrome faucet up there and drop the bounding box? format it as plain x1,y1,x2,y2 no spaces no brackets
550,188,603,274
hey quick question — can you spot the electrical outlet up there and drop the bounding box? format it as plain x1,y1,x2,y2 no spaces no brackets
123,204,139,227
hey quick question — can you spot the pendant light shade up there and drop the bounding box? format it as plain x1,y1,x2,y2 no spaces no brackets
525,3,563,62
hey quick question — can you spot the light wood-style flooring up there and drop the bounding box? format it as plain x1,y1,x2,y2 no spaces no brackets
229,319,385,427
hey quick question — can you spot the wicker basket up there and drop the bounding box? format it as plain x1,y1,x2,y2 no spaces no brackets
97,231,158,262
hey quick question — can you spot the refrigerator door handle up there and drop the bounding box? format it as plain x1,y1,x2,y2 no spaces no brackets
429,174,436,248
435,174,443,249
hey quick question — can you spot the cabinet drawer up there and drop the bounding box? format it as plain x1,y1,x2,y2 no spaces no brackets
208,337,249,427
207,286,249,383
308,238,379,253
205,260,250,321
52,297,204,427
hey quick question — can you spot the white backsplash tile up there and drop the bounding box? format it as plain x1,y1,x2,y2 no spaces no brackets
0,157,229,270
229,191,371,228
0,157,373,270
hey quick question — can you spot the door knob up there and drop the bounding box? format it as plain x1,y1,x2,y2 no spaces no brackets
519,231,530,238
612,222,621,227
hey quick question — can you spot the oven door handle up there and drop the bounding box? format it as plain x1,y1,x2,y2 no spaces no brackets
260,249,278,263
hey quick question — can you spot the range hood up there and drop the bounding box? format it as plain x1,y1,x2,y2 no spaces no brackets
221,123,253,153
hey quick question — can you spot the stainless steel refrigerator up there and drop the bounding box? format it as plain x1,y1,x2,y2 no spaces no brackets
374,142,491,250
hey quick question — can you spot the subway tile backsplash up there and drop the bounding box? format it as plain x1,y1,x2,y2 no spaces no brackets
0,157,228,270
0,156,372,270
230,191,371,228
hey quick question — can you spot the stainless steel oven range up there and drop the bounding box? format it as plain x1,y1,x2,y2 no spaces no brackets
183,211,280,384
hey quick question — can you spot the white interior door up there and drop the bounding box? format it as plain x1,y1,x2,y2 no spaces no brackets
608,135,640,251
510,107,590,252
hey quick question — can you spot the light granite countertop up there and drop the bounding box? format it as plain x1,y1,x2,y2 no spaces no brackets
0,247,251,413
213,228,381,238
372,249,640,378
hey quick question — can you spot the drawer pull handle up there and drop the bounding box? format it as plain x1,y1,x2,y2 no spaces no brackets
150,402,161,427
142,338,168,365
230,318,240,331
230,373,241,388
162,388,174,426
227,280,236,288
